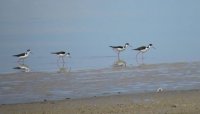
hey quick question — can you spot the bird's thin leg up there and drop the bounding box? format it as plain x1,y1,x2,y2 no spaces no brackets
117,52,120,60
142,53,144,60
18,58,23,63
142,53,144,64
62,62,65,68
57,57,60,63
142,52,146,62
136,52,141,64
56,60,60,69
62,57,65,63
22,59,25,64
136,52,140,64
17,59,20,63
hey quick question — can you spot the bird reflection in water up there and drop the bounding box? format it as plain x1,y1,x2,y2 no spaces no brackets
57,62,71,74
13,63,30,72
112,57,126,68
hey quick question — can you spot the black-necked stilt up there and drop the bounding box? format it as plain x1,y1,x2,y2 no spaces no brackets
110,43,131,59
51,51,70,63
133,44,155,60
13,49,32,62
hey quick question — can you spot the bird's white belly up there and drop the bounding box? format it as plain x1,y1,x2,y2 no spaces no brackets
114,48,124,52
141,48,149,53
58,54,66,57
19,55,28,59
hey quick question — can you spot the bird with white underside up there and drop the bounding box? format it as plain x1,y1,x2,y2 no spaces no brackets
110,43,131,59
133,44,155,60
51,51,71,63
13,49,32,63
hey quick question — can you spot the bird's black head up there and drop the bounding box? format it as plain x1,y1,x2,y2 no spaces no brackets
125,43,130,46
27,49,31,52
149,44,156,49
124,43,132,48
67,53,71,58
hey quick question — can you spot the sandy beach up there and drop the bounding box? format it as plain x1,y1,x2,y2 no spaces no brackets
0,90,200,114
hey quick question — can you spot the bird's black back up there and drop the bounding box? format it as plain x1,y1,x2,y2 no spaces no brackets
133,46,146,51
51,51,65,55
109,46,123,49
13,53,26,57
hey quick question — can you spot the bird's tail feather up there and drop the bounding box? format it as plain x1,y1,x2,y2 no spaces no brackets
51,52,57,54
13,55,18,57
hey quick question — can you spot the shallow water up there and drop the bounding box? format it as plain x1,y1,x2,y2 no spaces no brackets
0,61,200,104
1,37,200,74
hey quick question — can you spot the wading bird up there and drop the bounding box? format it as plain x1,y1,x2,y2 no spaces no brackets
13,49,32,63
110,43,131,59
51,51,70,63
133,44,155,62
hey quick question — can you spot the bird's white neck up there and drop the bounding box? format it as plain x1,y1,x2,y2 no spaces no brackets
26,51,31,55
147,45,151,49
124,44,128,48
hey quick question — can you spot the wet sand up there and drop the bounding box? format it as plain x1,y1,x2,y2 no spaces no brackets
0,90,200,114
1,62,200,104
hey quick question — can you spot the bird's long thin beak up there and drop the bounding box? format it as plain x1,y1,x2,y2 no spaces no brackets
152,46,156,49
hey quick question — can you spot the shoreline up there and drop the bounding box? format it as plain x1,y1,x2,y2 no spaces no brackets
1,89,199,105
1,89,200,114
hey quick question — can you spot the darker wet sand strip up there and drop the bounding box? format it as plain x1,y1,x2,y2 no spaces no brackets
0,90,200,114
